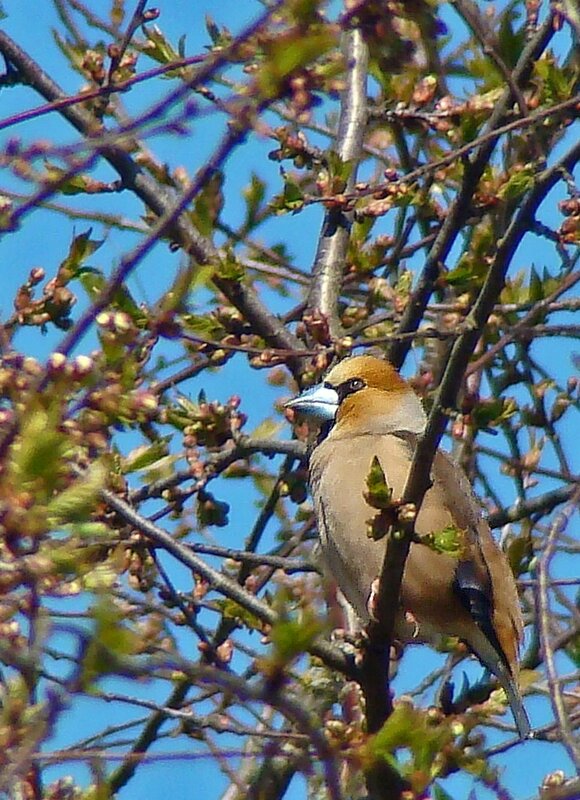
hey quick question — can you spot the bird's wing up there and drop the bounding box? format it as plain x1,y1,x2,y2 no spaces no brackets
430,448,524,674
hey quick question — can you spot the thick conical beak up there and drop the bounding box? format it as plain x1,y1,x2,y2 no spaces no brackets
285,383,339,422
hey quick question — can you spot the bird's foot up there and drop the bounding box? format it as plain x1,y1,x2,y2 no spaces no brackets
366,578,380,620
404,609,420,639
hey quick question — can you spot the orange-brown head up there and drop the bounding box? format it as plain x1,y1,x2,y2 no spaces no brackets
286,355,426,438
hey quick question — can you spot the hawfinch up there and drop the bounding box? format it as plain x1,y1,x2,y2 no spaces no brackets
286,355,530,738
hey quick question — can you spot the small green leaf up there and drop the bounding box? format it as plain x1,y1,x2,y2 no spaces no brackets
204,15,232,48
243,173,266,228
11,406,68,491
215,250,245,281
81,597,140,686
257,28,337,98
59,229,104,279
472,397,517,429
281,177,305,213
270,613,323,664
497,6,525,68
364,456,392,510
122,438,171,474
214,599,262,631
47,463,106,526
250,417,282,440
190,172,224,236
325,149,354,189
142,24,180,64
423,525,468,558
528,266,543,303
498,165,535,203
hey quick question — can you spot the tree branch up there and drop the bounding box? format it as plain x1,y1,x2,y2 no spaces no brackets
488,484,579,529
101,488,354,678
535,492,580,769
358,137,580,789
387,11,556,369
307,28,368,339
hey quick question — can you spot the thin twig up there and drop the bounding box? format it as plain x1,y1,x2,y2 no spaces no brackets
535,491,580,768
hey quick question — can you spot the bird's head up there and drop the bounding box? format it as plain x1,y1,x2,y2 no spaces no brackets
286,355,426,437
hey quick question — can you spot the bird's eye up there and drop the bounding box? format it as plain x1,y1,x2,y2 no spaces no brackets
336,377,365,402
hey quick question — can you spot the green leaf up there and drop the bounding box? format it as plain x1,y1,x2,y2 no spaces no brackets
142,24,180,65
472,397,517,429
369,703,457,787
47,463,106,526
283,178,305,209
77,265,106,298
204,15,232,48
423,525,468,558
250,417,282,440
122,438,172,474
42,164,112,196
59,229,104,279
258,28,337,98
66,522,111,539
364,456,392,510
270,613,323,664
497,5,525,68
528,266,543,303
243,173,266,228
498,165,535,203
78,266,148,326
11,406,68,490
326,150,354,184
214,599,262,631
215,250,245,281
181,313,225,339
191,172,224,236
82,597,140,686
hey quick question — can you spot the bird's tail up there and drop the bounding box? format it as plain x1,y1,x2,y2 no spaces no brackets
470,631,531,739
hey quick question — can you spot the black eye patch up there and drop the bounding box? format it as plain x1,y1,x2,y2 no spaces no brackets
336,377,365,403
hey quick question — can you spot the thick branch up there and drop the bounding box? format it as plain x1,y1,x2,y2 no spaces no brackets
306,28,368,338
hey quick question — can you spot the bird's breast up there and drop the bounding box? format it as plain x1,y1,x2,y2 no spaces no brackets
309,433,475,641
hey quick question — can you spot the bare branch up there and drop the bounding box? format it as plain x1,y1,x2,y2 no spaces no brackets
535,492,580,769
307,28,368,339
